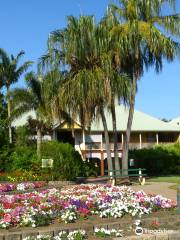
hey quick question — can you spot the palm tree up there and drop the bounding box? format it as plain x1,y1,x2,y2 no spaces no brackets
40,15,131,175
10,70,70,158
41,16,115,173
109,0,180,171
9,72,50,158
97,15,131,174
0,49,32,143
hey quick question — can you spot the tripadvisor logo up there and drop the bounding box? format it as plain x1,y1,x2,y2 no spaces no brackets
134,219,143,236
135,226,143,236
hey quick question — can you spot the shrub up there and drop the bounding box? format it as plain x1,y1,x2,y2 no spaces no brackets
10,145,38,171
0,145,12,172
41,141,84,180
129,143,180,175
83,161,99,177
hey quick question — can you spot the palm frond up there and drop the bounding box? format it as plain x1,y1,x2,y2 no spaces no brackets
9,88,35,109
15,61,33,79
0,48,10,66
25,72,43,106
152,14,180,36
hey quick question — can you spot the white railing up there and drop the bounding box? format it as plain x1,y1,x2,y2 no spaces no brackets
84,141,174,150
103,143,122,150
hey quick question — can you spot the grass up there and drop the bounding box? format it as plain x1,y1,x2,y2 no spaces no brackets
147,175,180,190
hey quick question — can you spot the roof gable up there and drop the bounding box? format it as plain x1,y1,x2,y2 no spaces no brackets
169,117,180,127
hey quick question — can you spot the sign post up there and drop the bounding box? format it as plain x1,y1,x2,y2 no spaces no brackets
42,159,54,180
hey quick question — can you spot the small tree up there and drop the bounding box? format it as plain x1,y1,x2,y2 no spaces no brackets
0,49,32,143
10,72,49,158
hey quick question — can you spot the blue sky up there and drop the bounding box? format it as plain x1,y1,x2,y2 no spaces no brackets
0,0,179,120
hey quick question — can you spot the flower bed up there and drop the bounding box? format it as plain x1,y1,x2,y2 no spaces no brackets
22,228,123,239
0,181,47,193
0,184,176,229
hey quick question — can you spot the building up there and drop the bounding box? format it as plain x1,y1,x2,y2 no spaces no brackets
12,106,180,176
53,106,180,175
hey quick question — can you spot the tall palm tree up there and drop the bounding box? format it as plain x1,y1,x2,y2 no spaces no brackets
40,15,131,175
0,49,32,143
109,0,180,171
41,15,130,175
99,15,131,174
39,16,113,173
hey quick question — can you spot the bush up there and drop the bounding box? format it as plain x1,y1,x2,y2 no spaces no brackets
41,141,84,180
129,143,180,175
83,161,99,177
0,145,12,172
10,145,38,171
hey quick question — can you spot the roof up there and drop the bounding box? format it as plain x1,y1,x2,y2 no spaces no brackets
90,105,180,132
11,111,36,127
169,117,180,128
12,106,180,132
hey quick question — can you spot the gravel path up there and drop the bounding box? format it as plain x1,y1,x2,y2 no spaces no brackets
131,182,177,201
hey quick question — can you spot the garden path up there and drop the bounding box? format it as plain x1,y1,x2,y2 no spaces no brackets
131,182,177,201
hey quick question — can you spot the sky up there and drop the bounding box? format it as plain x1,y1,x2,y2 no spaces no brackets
0,0,179,120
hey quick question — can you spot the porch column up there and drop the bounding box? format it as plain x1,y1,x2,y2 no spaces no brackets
100,151,104,176
178,134,180,142
100,134,103,150
82,129,85,150
139,133,142,149
156,133,159,145
121,133,124,148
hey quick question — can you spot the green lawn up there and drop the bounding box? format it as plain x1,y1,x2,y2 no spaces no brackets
147,175,180,184
147,175,180,190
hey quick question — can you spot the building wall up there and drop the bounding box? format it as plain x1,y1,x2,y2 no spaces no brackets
57,128,180,162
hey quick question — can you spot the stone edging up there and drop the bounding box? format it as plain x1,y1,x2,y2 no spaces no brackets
0,228,179,240
0,215,179,240
114,230,180,239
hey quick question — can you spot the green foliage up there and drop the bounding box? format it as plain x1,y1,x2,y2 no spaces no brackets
0,48,32,88
10,145,38,171
33,213,52,227
0,93,8,146
15,126,32,146
0,145,12,172
83,161,99,177
6,170,45,182
41,141,84,180
129,143,180,175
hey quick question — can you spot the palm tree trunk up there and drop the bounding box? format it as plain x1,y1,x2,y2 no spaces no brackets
37,127,42,159
100,106,113,175
7,86,12,144
122,75,136,172
111,98,120,175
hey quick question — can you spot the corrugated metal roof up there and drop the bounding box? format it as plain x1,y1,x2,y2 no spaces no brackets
169,117,180,128
12,107,180,132
90,105,180,132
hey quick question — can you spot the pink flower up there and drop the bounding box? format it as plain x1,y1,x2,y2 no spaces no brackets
3,214,11,223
